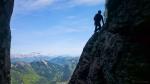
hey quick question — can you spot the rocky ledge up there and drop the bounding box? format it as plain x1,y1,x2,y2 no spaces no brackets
69,0,150,84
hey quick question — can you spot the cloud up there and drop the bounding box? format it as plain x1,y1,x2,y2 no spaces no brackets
32,16,91,36
73,0,105,5
32,25,88,37
30,0,54,9
66,15,77,19
14,0,105,12
52,0,105,10
14,0,54,11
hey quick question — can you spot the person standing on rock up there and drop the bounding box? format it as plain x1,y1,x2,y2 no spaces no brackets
94,10,104,32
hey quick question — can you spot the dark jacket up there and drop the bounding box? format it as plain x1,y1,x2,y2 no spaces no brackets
94,14,103,25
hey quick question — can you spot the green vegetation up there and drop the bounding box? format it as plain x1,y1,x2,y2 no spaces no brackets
11,57,79,84
11,64,41,84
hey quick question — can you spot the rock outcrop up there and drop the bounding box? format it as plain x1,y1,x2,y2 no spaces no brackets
0,0,14,84
69,0,150,84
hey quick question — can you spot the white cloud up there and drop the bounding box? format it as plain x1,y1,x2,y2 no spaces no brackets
52,0,105,10
30,0,54,9
66,15,77,19
14,0,54,11
14,0,105,12
73,0,105,5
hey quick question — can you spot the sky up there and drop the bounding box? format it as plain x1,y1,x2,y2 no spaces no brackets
11,0,105,56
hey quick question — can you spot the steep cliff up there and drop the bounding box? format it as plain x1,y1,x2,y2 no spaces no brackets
0,0,14,84
69,0,150,84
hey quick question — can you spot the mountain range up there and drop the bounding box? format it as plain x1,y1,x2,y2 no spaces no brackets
11,56,79,84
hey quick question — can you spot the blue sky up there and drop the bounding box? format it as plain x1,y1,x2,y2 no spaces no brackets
11,0,105,56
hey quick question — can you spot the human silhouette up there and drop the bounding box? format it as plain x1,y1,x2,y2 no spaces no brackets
94,10,104,33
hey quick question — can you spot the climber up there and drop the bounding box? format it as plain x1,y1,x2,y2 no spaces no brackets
94,10,104,33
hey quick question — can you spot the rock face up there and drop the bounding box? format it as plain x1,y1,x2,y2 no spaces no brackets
69,0,150,84
0,0,14,84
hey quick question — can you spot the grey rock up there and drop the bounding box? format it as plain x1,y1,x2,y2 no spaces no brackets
0,0,14,84
69,0,150,84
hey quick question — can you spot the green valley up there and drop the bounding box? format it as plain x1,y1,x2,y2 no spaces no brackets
11,56,79,84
